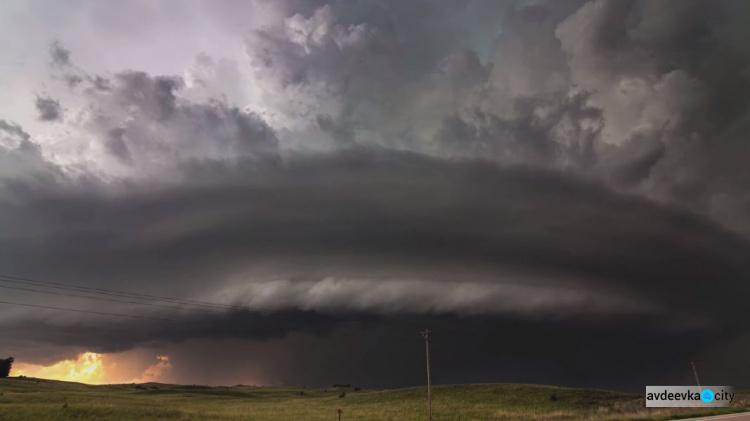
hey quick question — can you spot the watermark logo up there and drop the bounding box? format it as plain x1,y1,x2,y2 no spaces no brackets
646,386,734,408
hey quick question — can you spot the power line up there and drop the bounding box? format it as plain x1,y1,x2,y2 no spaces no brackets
0,284,227,315
0,298,300,341
0,296,491,347
0,273,491,340
0,299,193,324
0,274,256,310
0,274,269,314
0,298,445,345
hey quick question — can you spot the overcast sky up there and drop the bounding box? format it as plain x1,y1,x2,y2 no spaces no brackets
1,0,750,391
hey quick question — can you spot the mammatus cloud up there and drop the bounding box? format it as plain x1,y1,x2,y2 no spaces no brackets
1,0,750,389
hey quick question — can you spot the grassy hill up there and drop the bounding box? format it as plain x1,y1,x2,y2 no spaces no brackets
0,377,747,420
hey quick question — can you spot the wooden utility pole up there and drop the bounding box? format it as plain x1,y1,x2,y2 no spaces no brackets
420,328,433,421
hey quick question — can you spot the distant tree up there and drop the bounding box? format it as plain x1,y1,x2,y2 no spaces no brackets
0,357,13,378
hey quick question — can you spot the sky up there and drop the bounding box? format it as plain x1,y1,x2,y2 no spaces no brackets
1,0,750,391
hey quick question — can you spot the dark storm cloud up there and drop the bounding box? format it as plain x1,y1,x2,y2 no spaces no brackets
1,149,748,348
0,307,738,391
113,72,183,121
1,308,344,355
49,40,71,67
48,40,86,88
34,95,63,122
435,90,602,168
0,120,31,143
44,61,280,171
105,127,133,164
0,120,63,192
239,0,750,235
549,0,750,226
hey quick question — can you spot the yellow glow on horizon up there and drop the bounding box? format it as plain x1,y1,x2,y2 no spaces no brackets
12,352,105,384
10,352,172,385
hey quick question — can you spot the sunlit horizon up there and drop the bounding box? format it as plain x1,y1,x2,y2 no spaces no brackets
11,352,172,385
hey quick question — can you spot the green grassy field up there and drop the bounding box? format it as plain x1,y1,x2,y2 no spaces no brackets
0,377,747,420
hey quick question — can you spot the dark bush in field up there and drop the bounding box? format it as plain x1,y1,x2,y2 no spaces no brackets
0,358,13,378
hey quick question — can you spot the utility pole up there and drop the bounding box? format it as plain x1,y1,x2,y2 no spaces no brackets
691,361,702,392
420,328,433,421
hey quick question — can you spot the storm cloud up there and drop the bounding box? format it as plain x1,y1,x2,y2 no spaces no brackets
1,0,750,390
34,95,63,122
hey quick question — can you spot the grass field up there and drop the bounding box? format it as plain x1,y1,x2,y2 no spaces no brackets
0,377,747,420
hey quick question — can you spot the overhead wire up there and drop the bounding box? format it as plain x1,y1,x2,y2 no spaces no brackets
0,273,490,340
0,274,268,313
